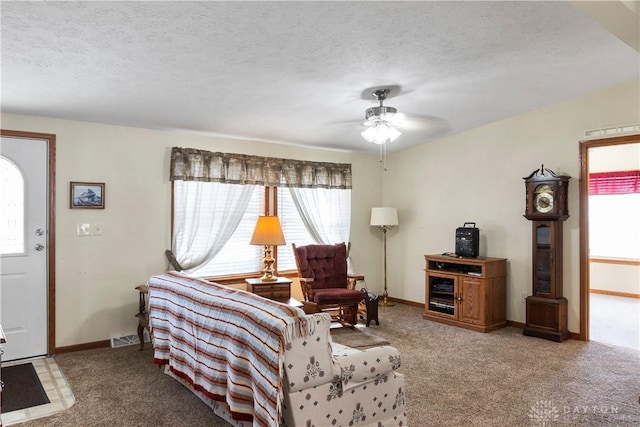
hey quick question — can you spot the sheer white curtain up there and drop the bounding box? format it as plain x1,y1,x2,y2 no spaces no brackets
288,187,353,271
288,187,351,244
173,181,256,273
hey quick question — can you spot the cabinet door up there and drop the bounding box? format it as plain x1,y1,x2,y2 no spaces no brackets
532,221,563,298
459,277,485,325
426,272,457,319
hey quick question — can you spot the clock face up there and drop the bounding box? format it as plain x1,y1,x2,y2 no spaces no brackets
535,192,554,213
534,184,554,213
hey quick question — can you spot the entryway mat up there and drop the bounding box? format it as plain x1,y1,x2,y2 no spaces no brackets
1,357,75,426
1,362,50,413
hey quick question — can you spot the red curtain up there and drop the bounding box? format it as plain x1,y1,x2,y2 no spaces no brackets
589,170,640,195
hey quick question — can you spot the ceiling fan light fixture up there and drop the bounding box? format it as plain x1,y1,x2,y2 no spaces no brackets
365,105,398,122
361,122,401,145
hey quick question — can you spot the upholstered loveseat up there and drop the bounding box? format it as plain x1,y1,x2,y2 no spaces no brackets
148,271,406,427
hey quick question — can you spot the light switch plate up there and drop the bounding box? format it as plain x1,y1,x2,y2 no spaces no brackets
77,223,91,236
92,223,103,235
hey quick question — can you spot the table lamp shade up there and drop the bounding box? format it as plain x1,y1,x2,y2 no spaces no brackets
370,207,398,227
250,216,286,246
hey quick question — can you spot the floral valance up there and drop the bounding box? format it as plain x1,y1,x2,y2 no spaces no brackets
170,147,352,189
589,170,640,195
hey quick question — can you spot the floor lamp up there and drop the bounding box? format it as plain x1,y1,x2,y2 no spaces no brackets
370,207,398,307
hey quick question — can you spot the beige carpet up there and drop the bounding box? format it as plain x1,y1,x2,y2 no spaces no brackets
16,303,640,426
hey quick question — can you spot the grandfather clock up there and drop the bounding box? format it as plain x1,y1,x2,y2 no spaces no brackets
522,165,570,342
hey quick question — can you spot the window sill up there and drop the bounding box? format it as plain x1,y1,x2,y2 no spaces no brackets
198,270,299,285
590,257,640,266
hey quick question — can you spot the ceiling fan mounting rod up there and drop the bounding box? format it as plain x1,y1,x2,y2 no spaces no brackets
372,89,389,106
365,88,397,121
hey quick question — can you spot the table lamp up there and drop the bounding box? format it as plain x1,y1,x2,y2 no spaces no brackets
250,215,286,282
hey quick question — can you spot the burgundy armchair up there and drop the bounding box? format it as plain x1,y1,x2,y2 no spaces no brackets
292,242,364,326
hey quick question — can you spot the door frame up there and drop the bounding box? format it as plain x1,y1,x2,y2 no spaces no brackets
578,133,640,341
1,129,56,355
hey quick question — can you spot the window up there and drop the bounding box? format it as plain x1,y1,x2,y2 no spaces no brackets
173,183,351,277
589,170,640,260
0,156,25,255
169,147,352,278
277,186,351,271
204,187,264,275
589,193,640,260
173,181,265,277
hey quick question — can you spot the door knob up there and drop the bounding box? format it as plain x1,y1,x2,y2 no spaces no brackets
36,244,45,251
35,228,45,236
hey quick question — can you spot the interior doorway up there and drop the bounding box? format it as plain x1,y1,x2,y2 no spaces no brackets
579,134,640,350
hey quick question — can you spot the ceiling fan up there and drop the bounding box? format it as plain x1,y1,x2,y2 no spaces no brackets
357,85,450,146
361,88,402,145
350,85,451,170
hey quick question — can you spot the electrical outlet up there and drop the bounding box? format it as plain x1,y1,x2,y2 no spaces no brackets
521,292,528,304
77,223,91,236
92,223,103,235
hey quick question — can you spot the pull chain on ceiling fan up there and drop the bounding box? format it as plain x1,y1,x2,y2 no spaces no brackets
361,89,402,146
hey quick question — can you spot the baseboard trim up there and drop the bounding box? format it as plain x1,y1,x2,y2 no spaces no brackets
386,296,424,308
568,331,581,341
55,339,111,354
506,320,525,329
590,289,640,299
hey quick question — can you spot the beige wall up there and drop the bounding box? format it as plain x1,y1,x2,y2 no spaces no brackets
0,115,383,347
590,262,640,296
383,79,639,333
589,142,640,172
2,78,638,346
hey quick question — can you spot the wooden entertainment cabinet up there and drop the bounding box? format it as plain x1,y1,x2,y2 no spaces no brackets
424,255,507,333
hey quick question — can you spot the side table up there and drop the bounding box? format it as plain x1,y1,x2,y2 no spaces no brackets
245,277,292,301
135,284,149,351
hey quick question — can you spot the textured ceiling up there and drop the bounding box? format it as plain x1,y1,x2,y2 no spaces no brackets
1,1,638,154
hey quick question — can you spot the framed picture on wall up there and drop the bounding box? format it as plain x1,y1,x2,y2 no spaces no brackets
70,182,105,209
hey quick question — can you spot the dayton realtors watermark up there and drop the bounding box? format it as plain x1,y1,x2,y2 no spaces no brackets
529,400,637,425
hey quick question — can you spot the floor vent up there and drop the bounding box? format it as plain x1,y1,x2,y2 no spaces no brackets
110,331,150,348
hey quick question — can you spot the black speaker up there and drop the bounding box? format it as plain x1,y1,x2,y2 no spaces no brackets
455,222,479,257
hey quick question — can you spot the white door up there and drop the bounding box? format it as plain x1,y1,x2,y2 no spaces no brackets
0,136,48,361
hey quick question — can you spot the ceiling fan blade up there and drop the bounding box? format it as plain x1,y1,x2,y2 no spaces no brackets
325,85,452,143
395,115,451,134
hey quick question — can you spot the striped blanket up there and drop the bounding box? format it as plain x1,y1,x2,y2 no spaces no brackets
148,271,312,426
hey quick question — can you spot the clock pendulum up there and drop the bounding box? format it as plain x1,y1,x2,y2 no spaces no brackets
522,165,570,342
